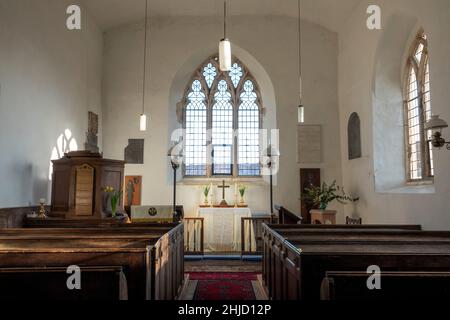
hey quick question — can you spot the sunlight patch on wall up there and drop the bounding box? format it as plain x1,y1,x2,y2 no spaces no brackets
48,129,78,181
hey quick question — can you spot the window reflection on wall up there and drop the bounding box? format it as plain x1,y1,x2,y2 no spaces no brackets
48,129,78,181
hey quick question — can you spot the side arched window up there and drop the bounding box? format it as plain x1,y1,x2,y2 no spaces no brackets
404,31,434,181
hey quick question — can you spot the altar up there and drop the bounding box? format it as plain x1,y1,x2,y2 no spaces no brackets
196,207,257,252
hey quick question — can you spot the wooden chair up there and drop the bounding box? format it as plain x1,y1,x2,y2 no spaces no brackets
346,216,362,225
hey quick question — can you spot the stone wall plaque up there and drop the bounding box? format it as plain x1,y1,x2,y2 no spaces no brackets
297,125,322,163
124,139,144,164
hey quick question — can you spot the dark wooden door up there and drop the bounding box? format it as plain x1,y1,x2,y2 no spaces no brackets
300,169,321,224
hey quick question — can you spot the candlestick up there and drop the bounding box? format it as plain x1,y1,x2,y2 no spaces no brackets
38,199,47,218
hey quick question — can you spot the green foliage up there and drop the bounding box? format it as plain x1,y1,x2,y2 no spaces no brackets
302,181,358,210
239,185,247,197
104,186,122,217
202,185,211,197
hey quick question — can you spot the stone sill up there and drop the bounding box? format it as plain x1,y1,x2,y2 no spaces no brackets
379,184,436,195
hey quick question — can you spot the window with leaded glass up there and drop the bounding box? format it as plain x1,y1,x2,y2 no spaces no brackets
182,56,262,178
404,31,434,182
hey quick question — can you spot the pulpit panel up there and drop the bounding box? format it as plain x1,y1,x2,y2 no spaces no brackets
75,164,94,216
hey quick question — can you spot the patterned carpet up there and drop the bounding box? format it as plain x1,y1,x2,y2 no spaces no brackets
189,272,258,300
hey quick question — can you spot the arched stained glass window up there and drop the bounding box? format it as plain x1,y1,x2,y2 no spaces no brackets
404,31,434,182
182,56,262,177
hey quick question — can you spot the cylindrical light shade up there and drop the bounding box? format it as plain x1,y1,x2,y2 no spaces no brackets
219,39,232,71
298,105,305,123
139,114,147,132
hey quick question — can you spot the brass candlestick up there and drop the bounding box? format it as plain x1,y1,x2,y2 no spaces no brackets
38,199,47,218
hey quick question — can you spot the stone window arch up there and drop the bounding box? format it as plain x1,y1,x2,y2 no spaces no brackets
182,55,263,177
403,30,434,182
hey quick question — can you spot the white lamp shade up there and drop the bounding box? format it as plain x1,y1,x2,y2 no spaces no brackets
219,39,232,71
139,114,147,131
425,115,448,131
298,105,305,123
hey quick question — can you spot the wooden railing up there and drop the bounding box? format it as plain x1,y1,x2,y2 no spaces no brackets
183,218,204,255
241,216,275,256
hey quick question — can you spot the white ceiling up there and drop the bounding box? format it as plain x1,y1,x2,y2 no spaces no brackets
80,0,362,32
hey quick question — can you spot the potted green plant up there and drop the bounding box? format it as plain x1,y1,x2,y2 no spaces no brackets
302,181,358,224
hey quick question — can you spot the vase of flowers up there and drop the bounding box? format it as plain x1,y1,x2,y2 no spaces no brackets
239,185,247,206
104,186,122,218
202,185,211,206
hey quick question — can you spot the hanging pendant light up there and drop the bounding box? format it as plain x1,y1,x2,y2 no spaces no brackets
297,0,305,124
140,0,149,132
219,1,232,71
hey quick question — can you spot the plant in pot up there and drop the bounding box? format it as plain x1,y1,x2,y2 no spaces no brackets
302,181,358,224
202,185,211,206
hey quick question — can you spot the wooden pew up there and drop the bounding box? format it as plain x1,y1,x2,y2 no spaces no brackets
0,223,184,300
0,266,128,300
0,243,151,300
262,224,450,300
268,224,422,231
320,271,450,300
24,218,179,228
262,223,423,299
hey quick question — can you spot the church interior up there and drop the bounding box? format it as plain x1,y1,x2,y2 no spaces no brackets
1,0,450,303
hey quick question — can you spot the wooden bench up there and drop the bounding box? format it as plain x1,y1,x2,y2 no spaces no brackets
0,223,184,300
262,224,450,300
321,271,450,300
24,218,179,228
268,224,422,230
0,266,128,300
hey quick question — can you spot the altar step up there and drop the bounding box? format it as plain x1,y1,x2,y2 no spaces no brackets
185,258,262,273
185,254,261,262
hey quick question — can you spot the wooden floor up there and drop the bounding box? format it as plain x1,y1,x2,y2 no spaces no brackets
185,259,262,273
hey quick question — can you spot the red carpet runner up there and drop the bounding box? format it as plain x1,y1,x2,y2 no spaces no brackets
189,272,257,300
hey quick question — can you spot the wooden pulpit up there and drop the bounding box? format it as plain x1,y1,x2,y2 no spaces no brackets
51,151,125,219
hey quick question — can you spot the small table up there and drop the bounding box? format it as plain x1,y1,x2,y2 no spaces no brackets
310,210,337,225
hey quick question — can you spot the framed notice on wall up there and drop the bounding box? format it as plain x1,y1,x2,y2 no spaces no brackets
297,125,322,163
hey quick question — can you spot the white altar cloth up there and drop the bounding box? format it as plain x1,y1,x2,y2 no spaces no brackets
196,207,254,252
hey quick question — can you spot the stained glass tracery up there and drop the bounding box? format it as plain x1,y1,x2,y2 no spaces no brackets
184,57,261,177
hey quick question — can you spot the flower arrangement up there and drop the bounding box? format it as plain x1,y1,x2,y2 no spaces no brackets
202,185,211,198
239,185,247,198
104,186,122,217
302,181,358,211
238,185,247,205
202,185,211,205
